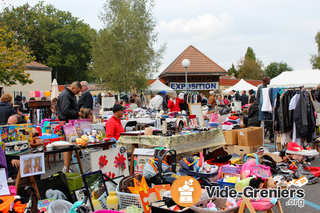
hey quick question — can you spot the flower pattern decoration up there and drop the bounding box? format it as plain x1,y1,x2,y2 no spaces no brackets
105,172,116,179
114,153,126,170
98,155,108,169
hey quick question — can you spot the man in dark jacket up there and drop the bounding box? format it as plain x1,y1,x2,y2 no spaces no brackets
248,101,260,127
239,90,248,106
78,81,93,109
0,93,17,125
19,96,30,113
57,82,82,122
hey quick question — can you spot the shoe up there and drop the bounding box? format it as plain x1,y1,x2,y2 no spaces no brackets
293,164,318,184
287,142,319,156
62,166,73,173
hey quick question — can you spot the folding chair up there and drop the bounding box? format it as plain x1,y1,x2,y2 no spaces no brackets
235,178,284,213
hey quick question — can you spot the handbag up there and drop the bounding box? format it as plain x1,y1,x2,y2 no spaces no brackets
210,113,219,122
36,172,73,202
53,171,83,194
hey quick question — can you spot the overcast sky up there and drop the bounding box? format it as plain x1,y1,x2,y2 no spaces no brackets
6,0,320,78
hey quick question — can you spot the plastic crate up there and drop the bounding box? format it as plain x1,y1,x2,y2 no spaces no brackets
116,184,142,209
191,198,239,213
217,179,236,189
149,198,194,213
221,164,242,174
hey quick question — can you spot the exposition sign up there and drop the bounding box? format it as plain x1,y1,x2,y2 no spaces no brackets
170,82,219,90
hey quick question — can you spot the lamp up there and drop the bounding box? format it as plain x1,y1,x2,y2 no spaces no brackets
182,59,190,92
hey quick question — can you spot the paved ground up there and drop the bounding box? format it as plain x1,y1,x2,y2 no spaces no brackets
41,144,320,213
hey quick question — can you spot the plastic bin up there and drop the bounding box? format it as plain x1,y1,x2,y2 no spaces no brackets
191,198,239,213
217,179,236,189
116,184,142,209
149,198,194,213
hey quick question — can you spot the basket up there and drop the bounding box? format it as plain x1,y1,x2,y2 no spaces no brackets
217,179,236,189
116,184,142,209
149,198,194,213
191,198,239,213
221,164,242,174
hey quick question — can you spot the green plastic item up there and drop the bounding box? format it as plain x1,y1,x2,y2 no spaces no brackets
53,172,83,194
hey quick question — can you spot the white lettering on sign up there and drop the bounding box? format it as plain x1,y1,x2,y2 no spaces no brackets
169,82,219,91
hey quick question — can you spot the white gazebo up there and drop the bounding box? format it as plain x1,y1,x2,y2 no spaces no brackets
222,79,258,94
269,70,320,88
146,79,176,94
51,79,59,100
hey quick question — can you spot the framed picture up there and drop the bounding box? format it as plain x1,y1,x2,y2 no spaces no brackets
90,147,129,179
83,170,109,211
188,103,205,126
73,187,91,209
20,153,45,178
104,175,124,192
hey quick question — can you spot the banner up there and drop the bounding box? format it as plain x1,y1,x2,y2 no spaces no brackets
170,82,219,90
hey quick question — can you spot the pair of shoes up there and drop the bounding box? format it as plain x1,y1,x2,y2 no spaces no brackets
62,166,73,173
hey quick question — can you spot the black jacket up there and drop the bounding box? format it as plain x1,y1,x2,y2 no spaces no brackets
248,102,260,127
57,88,79,122
0,102,17,125
78,90,93,109
239,94,248,106
19,101,30,113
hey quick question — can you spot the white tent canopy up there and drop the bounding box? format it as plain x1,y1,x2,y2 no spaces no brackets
51,79,59,100
222,79,258,94
146,79,176,94
269,70,320,88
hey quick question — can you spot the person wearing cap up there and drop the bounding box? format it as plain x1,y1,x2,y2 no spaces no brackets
19,96,30,113
105,104,125,141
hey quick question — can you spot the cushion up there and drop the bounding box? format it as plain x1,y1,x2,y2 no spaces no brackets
237,199,274,211
235,177,253,192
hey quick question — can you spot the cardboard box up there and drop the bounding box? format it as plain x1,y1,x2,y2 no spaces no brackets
234,145,261,156
223,145,234,155
237,127,263,146
223,130,238,145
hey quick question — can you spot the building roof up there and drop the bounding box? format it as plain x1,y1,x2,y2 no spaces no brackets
148,79,165,85
159,45,227,78
25,61,52,71
220,78,262,86
220,75,236,79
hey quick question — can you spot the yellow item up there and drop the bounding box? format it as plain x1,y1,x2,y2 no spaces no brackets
231,157,241,164
107,191,119,210
226,177,238,183
44,91,51,97
81,135,89,142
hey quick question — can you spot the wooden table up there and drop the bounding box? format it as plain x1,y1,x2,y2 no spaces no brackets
118,129,226,174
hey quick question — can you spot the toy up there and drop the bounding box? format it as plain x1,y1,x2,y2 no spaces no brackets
207,201,217,210
226,198,237,209
266,177,277,189
76,135,88,146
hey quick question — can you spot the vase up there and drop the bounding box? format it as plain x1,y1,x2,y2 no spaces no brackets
107,191,119,210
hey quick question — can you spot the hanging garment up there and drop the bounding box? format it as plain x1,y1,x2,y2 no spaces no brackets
289,93,302,145
261,88,272,112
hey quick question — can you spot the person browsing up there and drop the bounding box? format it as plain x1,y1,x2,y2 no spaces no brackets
105,104,125,141
19,96,30,113
168,93,184,112
78,81,93,109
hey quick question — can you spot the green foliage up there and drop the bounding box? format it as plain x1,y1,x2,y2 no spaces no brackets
311,31,320,69
237,47,264,80
245,47,256,61
92,0,166,93
227,63,239,78
0,1,93,84
0,25,34,86
265,61,293,79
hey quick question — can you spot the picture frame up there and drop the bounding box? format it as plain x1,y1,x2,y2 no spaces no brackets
188,103,205,126
20,153,45,178
73,187,91,209
83,170,109,211
104,175,124,192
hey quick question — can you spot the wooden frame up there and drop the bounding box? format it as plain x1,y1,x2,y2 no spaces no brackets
188,103,205,126
236,183,284,213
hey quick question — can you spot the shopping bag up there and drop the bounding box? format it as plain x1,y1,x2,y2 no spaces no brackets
36,172,73,202
53,171,83,194
210,113,219,122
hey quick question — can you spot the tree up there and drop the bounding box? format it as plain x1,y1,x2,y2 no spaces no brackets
237,47,264,80
311,31,320,69
227,63,239,78
0,25,34,86
92,0,166,93
0,1,93,84
265,61,293,79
